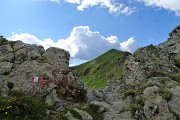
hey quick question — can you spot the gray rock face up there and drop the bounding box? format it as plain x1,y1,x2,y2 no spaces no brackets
43,47,70,63
143,86,175,120
65,111,79,120
169,86,180,117
83,26,180,120
73,108,93,120
87,80,133,120
0,43,14,62
0,38,84,111
120,26,180,119
0,62,13,75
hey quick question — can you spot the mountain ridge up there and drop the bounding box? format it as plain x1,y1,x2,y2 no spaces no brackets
71,49,131,89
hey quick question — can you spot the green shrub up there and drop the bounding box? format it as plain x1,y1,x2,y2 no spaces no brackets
169,108,179,120
58,114,68,120
0,91,48,120
54,111,68,120
121,89,142,98
135,96,146,106
128,104,142,116
159,87,173,102
169,74,180,83
75,89,87,103
86,104,104,120
9,90,27,97
121,89,136,97
50,110,69,120
70,109,82,120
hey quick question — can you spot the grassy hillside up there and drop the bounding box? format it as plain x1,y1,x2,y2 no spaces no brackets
71,49,131,89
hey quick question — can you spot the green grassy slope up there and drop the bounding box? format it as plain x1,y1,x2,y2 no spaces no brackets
71,49,131,89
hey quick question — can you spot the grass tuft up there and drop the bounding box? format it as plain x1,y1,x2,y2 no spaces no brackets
169,74,180,83
128,104,142,116
159,87,173,102
69,109,82,120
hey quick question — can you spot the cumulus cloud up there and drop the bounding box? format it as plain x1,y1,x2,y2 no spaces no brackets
120,37,138,53
139,0,180,16
8,26,139,65
8,33,41,45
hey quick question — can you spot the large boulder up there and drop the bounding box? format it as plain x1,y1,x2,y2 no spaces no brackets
143,86,175,120
0,44,14,62
0,38,85,110
0,62,13,75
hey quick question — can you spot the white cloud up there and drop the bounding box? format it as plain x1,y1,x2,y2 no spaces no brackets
76,0,135,15
69,58,87,66
43,0,180,16
7,33,41,45
45,0,135,15
120,37,138,53
50,0,60,3
139,0,180,16
8,26,139,65
42,0,60,3
65,0,80,4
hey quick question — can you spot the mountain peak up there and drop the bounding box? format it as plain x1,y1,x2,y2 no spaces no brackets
108,48,119,52
169,25,180,37
72,49,131,89
159,25,180,53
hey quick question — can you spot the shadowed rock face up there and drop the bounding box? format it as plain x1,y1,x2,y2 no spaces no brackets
0,38,84,104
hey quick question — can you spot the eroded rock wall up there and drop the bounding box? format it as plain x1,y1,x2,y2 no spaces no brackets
0,37,84,106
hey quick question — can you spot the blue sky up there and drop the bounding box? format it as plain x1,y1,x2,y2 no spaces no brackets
0,0,180,65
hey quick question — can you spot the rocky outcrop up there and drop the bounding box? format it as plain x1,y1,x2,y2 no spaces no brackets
83,26,180,120
119,26,180,120
143,86,175,120
169,86,180,117
0,36,84,112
